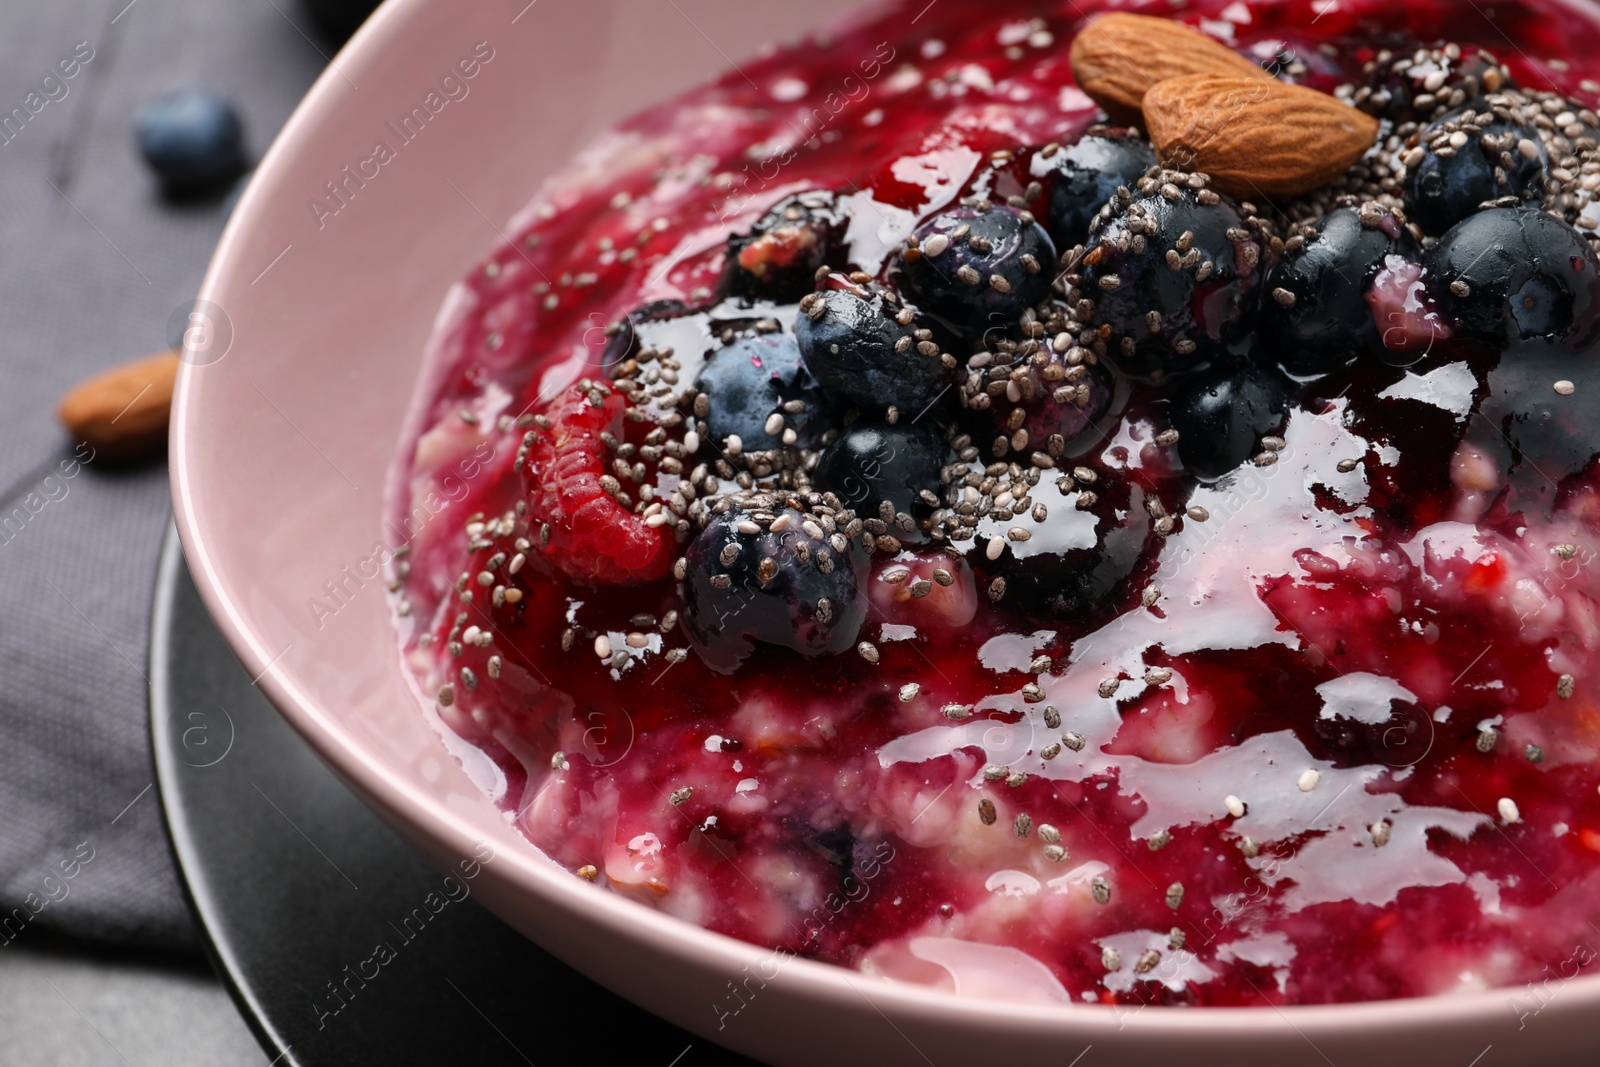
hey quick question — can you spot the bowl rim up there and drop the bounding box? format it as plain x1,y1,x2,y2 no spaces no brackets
170,0,1600,1045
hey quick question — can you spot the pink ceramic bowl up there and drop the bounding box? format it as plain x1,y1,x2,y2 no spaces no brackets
171,1,1600,1062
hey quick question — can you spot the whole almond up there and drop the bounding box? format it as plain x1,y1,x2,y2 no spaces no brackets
1143,74,1380,199
57,351,180,463
1070,13,1270,124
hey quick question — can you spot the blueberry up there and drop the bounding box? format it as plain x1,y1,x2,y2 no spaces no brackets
300,0,382,41
1406,108,1545,234
1352,45,1511,124
694,333,826,448
722,191,848,302
1434,207,1600,489
794,822,856,872
972,472,1154,619
1170,362,1292,480
1079,180,1263,380
680,508,869,671
1424,205,1600,353
989,354,1117,454
896,204,1056,339
795,284,950,410
134,89,246,193
1262,205,1422,373
1033,132,1156,249
1478,342,1600,491
815,421,947,535
1312,693,1433,770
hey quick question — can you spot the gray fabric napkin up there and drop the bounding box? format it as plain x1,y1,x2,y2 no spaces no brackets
0,0,322,951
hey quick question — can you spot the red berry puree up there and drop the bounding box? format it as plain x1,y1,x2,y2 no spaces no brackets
389,0,1600,1009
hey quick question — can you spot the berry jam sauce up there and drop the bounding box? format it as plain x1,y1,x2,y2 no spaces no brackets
390,0,1600,1009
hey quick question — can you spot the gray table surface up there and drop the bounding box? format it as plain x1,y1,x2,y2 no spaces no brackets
0,1,334,1063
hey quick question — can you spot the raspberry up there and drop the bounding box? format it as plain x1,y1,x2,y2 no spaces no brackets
520,383,675,585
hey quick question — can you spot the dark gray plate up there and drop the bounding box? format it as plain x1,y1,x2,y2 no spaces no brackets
150,525,756,1066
